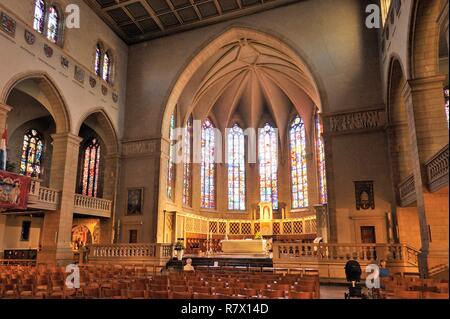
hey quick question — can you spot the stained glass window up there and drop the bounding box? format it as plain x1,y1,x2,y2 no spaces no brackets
183,116,193,206
20,129,44,178
46,6,59,43
33,0,46,34
82,138,101,197
316,114,328,204
167,113,176,200
444,86,449,125
259,123,278,210
102,52,111,83
94,44,102,76
201,118,216,209
227,124,246,210
290,115,308,209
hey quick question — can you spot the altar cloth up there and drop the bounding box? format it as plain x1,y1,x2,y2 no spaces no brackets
220,239,267,254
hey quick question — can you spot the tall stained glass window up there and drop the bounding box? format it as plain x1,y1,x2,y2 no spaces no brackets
201,118,216,209
444,86,449,125
183,116,193,206
20,129,44,178
259,123,278,210
33,0,46,34
290,115,308,209
82,138,101,197
102,52,111,83
46,6,59,43
227,124,246,210
167,113,176,200
94,44,102,76
316,114,328,204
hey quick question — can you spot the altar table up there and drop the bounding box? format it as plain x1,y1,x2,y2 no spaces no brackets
220,239,267,254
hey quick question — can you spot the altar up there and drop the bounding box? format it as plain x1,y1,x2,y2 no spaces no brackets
221,239,267,254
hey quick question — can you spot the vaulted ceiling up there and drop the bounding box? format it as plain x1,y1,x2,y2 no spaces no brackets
177,36,320,145
84,0,302,44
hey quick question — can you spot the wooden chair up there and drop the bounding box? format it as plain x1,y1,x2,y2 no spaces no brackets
422,292,449,299
171,285,189,292
288,291,315,299
83,287,101,299
127,290,146,299
171,291,193,299
191,286,211,294
102,288,124,299
18,284,35,298
261,289,285,299
234,288,258,298
212,287,233,296
394,290,421,299
148,290,169,299
271,283,291,292
193,292,219,299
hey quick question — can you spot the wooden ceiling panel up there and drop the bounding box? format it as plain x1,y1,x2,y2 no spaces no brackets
84,0,302,44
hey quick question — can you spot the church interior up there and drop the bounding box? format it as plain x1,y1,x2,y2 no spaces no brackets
0,0,448,300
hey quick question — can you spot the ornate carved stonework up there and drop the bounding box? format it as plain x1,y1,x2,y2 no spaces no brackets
61,56,69,69
74,66,85,84
43,44,53,58
101,85,108,96
327,109,386,134
24,30,35,45
0,12,16,37
89,76,97,88
122,140,157,156
354,181,375,210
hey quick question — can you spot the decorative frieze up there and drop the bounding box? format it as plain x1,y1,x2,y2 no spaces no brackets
325,109,386,134
0,12,16,37
122,139,158,157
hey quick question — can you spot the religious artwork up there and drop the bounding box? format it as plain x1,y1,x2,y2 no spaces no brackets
101,85,108,96
102,52,111,82
290,115,308,209
89,76,97,88
354,181,375,210
0,171,31,210
259,123,279,210
0,12,16,37
167,112,176,200
112,92,118,103
259,202,273,221
74,65,85,84
46,6,60,44
24,30,36,45
43,44,53,58
127,188,143,215
61,56,69,69
81,138,101,197
200,118,216,209
71,225,92,249
20,129,44,178
227,124,245,210
94,43,102,76
328,109,386,133
316,114,328,204
183,116,193,206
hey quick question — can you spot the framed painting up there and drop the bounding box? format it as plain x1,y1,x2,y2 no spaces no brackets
127,188,143,215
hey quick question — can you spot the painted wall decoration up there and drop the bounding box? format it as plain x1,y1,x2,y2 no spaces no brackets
74,65,85,84
0,171,31,210
0,12,16,37
89,76,97,88
24,30,36,45
43,44,53,58
127,188,143,215
61,56,69,69
354,181,375,210
101,85,108,96
71,224,92,249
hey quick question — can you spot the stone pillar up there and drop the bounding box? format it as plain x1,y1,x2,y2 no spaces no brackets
0,103,11,134
437,0,449,53
37,133,82,266
313,204,328,242
403,76,449,277
99,153,119,244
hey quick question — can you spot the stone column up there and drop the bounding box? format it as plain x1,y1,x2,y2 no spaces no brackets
37,133,82,266
403,76,449,277
99,153,119,244
313,204,328,242
0,103,11,134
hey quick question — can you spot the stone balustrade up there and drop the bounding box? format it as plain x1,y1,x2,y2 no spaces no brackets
398,174,416,207
73,194,113,218
425,144,449,192
273,242,419,267
90,243,174,265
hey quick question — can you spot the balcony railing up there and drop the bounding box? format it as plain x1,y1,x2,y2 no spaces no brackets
398,174,416,207
74,194,113,218
90,243,174,265
27,179,60,210
273,242,419,267
425,144,449,192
